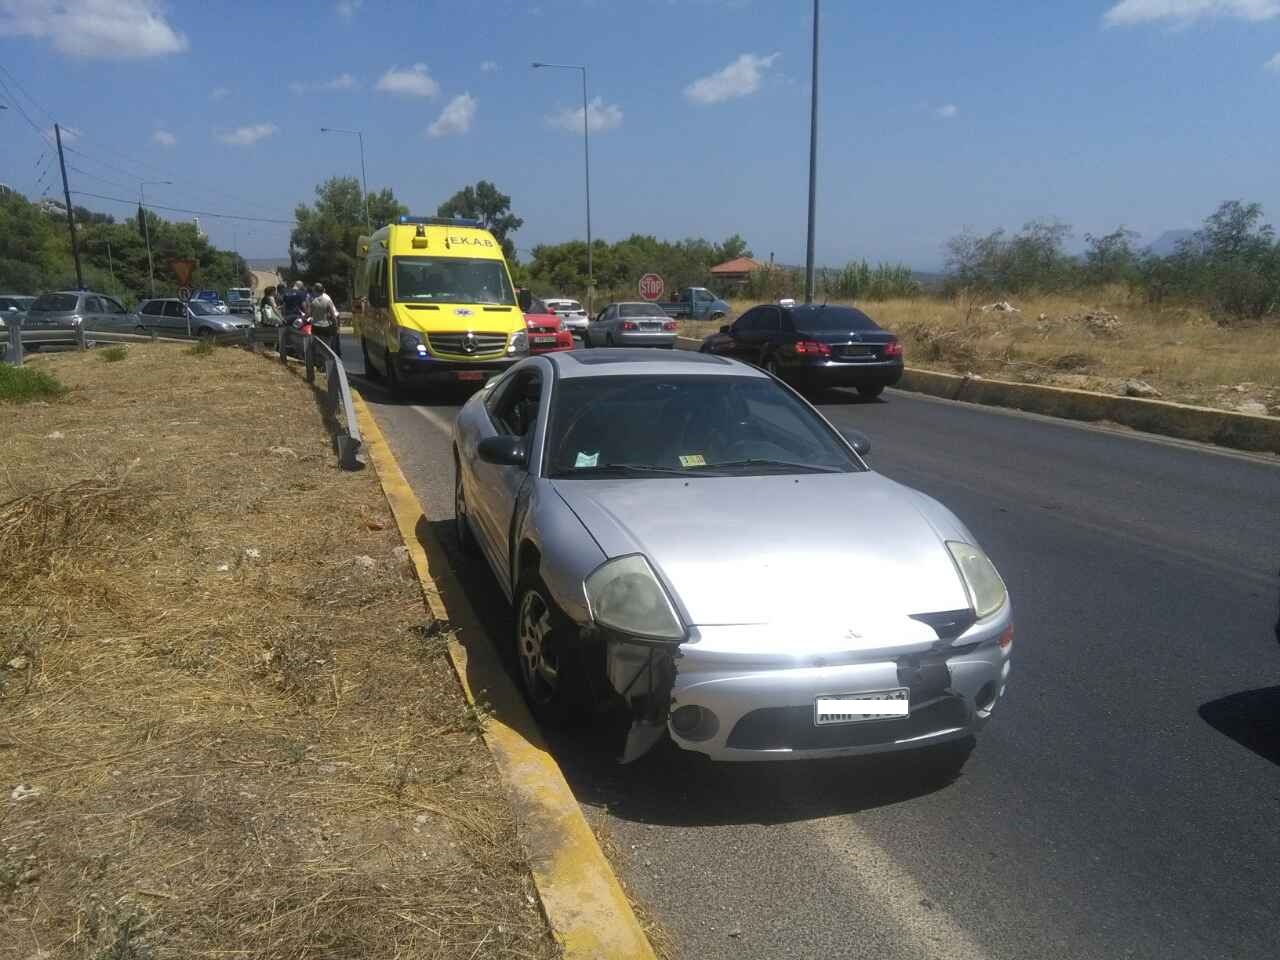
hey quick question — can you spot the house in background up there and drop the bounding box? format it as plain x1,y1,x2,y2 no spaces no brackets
709,256,765,289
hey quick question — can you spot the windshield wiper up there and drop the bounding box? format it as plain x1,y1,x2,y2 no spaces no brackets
703,458,841,474
557,463,697,478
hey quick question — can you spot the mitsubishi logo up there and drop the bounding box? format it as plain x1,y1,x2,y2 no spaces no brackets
462,332,478,354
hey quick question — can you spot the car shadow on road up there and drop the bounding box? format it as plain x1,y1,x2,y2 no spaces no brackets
414,517,970,829
811,388,889,406
1198,686,1280,766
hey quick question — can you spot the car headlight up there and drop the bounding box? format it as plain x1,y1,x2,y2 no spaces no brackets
585,555,684,641
398,327,428,355
508,330,528,354
946,541,1007,620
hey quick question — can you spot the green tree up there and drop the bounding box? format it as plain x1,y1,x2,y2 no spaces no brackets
437,181,524,261
288,177,408,306
1083,227,1140,286
713,234,753,264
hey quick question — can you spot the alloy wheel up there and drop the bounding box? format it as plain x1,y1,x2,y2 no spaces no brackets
516,588,560,706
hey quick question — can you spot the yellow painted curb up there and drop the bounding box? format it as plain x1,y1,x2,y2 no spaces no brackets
352,391,658,960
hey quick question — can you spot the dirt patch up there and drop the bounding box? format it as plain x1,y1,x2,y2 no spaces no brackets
0,345,556,959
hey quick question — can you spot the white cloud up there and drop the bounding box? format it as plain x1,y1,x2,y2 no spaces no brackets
376,63,439,97
427,93,477,138
685,52,780,105
0,0,188,59
1102,0,1280,26
209,86,230,101
1266,51,1280,69
480,59,498,73
335,0,361,17
936,103,958,118
547,96,623,133
217,123,277,146
151,129,176,147
290,72,357,94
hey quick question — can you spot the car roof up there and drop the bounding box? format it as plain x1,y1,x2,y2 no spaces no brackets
545,348,765,379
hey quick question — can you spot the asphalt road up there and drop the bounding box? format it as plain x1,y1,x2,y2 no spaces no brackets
343,337,1280,960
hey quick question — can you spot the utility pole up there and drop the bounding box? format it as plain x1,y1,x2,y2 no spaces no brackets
804,0,820,304
139,180,171,297
54,123,83,289
106,239,115,285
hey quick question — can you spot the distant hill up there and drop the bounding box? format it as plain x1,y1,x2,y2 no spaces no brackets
248,258,291,270
1146,230,1198,257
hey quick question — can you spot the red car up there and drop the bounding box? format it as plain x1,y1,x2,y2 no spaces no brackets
523,296,574,353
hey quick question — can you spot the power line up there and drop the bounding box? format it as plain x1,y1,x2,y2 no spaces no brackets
67,164,137,191
70,190,297,225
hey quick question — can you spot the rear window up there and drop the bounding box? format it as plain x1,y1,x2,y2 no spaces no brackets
32,293,78,312
552,300,582,312
791,306,880,333
618,303,666,318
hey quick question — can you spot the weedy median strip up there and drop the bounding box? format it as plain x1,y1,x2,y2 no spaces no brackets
0,344,557,959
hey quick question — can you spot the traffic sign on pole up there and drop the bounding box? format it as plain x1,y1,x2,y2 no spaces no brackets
177,286,192,303
638,273,664,301
170,258,197,288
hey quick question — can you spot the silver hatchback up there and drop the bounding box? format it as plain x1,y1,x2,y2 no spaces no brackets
452,350,1013,765
23,291,138,344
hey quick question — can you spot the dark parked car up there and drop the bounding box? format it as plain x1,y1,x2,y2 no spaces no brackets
700,302,903,397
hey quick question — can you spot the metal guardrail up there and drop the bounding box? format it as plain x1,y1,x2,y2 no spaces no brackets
4,315,364,471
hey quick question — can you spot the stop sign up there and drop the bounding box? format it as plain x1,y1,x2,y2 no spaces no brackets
638,273,664,301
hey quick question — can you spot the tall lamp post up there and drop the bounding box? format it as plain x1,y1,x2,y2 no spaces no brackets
139,179,172,297
532,61,593,313
804,0,820,304
320,127,370,232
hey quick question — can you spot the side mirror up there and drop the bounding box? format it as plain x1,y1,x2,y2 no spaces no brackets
517,289,533,312
477,435,528,468
719,324,730,334
841,429,871,457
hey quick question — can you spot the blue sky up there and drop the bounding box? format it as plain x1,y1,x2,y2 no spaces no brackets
2,0,1279,269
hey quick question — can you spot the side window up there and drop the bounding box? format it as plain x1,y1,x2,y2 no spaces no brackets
734,309,758,334
758,307,781,333
490,370,543,440
84,296,103,313
163,301,185,318
696,290,712,303
368,259,386,308
103,298,125,315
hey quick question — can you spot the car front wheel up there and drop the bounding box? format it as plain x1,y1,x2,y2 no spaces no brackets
515,577,566,709
454,455,477,556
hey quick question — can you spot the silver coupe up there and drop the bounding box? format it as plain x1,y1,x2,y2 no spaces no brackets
452,349,1014,764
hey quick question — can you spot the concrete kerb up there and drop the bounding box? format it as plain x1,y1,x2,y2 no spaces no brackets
673,336,1280,454
351,390,658,960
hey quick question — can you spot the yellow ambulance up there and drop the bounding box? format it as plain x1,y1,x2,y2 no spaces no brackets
353,216,528,397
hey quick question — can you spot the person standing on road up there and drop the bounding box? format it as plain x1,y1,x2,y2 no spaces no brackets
282,280,309,328
308,282,341,358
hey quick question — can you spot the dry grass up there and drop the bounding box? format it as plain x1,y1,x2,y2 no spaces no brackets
0,345,557,960
682,289,1280,414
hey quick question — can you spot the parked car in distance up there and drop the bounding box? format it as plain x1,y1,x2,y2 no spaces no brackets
452,349,1013,765
543,297,589,337
138,297,252,338
657,286,730,323
193,290,228,314
522,296,574,354
700,302,904,398
225,287,255,317
24,291,137,344
0,294,35,332
585,301,678,348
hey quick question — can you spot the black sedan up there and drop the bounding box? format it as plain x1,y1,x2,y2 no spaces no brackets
700,303,903,397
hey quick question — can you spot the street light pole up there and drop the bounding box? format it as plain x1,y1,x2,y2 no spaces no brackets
804,0,820,304
532,61,593,313
320,127,370,232
139,180,172,297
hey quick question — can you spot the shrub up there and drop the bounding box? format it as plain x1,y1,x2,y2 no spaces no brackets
0,364,68,403
98,345,128,363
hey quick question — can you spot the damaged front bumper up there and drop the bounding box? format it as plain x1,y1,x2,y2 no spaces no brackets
603,615,1012,763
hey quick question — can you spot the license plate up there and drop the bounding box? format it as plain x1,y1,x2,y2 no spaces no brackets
533,335,556,345
455,371,485,382
815,689,909,725
842,346,872,357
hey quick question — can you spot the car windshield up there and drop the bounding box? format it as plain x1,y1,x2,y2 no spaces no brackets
618,303,666,318
31,293,78,312
791,306,880,332
393,256,515,305
188,301,220,316
546,374,863,479
228,289,251,300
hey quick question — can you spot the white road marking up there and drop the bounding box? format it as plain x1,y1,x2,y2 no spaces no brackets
411,404,455,437
805,816,995,960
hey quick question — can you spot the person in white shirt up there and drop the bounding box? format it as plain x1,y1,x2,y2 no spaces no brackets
308,282,341,357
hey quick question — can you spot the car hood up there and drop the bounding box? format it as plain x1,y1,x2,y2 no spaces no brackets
551,472,972,638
